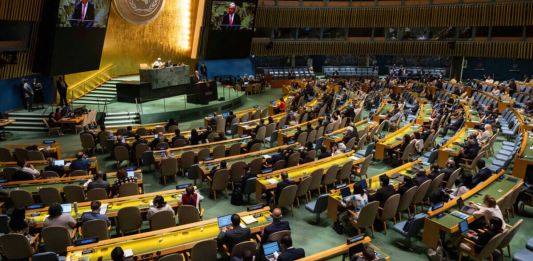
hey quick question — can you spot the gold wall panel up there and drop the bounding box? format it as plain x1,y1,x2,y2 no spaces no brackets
251,40,533,59
66,0,200,85
255,1,533,28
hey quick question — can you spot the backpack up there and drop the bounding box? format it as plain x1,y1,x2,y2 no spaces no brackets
230,186,243,206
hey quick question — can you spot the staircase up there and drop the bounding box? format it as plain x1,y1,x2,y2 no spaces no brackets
74,79,119,106
104,112,141,128
6,112,47,132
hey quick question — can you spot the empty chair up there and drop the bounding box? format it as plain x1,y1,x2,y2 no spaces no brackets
355,154,372,180
13,148,28,162
249,142,262,152
296,132,308,145
150,210,176,230
243,177,257,204
42,171,60,178
42,226,72,254
191,239,217,261
209,169,229,200
117,206,142,235
255,126,267,141
228,143,241,156
248,158,263,175
159,253,184,261
10,189,34,209
308,168,324,195
197,148,211,161
27,150,45,161
213,145,226,159
305,194,329,223
86,188,108,201
63,185,86,203
69,170,88,177
134,143,149,166
411,180,431,212
275,185,298,216
118,182,139,197
81,219,109,240
0,147,12,161
39,187,63,205
80,133,97,153
229,161,246,189
114,145,130,163
2,167,18,181
231,240,257,258
295,176,312,207
337,161,353,184
445,168,461,189
0,233,34,259
349,201,379,237
377,194,400,234
397,186,418,220
322,164,339,191
427,173,445,197
179,151,196,173
160,157,178,185
177,205,201,225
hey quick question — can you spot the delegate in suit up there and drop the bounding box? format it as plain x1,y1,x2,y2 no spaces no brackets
70,0,95,28
221,2,241,30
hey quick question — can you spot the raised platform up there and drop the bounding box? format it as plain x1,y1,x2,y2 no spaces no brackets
7,78,246,130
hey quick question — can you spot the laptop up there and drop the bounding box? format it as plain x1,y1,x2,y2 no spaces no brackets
431,202,445,211
263,241,280,261
54,160,65,166
222,112,229,118
127,171,135,178
217,214,233,230
457,197,476,215
459,220,469,235
61,204,72,213
340,186,352,198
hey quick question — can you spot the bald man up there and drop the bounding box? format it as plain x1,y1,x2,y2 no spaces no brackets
261,208,291,243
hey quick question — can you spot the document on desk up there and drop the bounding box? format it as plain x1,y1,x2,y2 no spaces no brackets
100,204,108,215
267,178,278,185
242,215,257,225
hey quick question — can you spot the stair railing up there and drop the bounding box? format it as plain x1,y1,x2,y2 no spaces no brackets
67,64,116,104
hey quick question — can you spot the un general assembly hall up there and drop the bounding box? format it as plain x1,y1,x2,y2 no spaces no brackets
1,0,533,260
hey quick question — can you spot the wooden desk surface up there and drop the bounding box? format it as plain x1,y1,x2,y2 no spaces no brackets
422,172,522,249
153,137,251,162
375,122,422,160
436,127,476,166
66,207,273,261
26,188,185,228
297,237,389,261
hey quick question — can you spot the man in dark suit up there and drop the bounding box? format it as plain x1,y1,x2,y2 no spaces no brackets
261,208,290,243
317,146,331,159
71,0,96,27
70,152,91,171
56,76,68,106
217,214,251,251
472,160,492,186
277,235,305,261
274,172,294,204
369,175,396,207
200,63,208,80
221,2,241,30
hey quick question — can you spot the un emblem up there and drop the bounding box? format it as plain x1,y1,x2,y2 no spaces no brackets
114,0,165,25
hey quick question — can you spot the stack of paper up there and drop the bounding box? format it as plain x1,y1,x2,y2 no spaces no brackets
241,215,258,225
267,178,278,185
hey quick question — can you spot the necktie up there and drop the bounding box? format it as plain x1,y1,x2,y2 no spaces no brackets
81,4,86,21
229,15,233,26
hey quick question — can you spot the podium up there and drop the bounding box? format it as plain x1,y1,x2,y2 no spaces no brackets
186,81,218,105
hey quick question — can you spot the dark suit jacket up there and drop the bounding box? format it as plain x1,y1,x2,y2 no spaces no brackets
472,168,492,186
12,170,35,181
221,13,241,29
370,185,395,207
317,152,331,159
71,1,95,27
70,158,91,171
217,226,251,251
262,219,290,243
278,247,305,261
